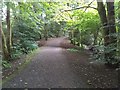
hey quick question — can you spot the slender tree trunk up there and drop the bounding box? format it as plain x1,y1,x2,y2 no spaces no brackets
118,1,120,58
0,22,2,57
0,17,2,53
6,2,11,59
93,28,99,45
1,24,9,60
0,3,9,60
72,30,75,45
44,23,48,41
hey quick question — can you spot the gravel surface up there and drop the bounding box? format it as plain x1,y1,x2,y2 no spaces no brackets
2,37,118,88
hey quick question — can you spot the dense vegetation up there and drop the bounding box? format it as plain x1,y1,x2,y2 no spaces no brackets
1,1,120,68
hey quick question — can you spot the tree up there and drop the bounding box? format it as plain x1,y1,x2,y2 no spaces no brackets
0,19,2,52
1,22,9,60
6,2,12,59
97,0,117,65
106,1,117,62
2,2,12,61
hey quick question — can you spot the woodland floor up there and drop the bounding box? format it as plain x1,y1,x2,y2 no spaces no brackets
2,37,119,89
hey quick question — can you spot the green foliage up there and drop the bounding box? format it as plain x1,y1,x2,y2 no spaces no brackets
2,1,120,67
2,61,11,69
67,48,79,52
44,21,66,37
10,3,41,59
12,18,39,58
66,10,100,46
91,33,120,65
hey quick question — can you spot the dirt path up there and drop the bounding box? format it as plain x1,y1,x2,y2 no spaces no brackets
2,37,118,88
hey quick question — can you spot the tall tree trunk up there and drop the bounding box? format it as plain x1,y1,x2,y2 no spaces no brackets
97,0,117,65
97,0,110,62
6,2,11,59
0,22,2,56
0,3,9,60
106,1,117,63
118,1,120,58
0,13,2,53
1,24,9,60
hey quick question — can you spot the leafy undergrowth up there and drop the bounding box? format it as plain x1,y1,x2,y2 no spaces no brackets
2,61,11,69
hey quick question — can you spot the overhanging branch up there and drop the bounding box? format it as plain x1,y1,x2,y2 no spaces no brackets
83,0,96,13
61,6,97,12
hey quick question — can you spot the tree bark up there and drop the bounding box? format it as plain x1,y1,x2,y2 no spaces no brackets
97,0,117,65
97,0,110,61
1,24,9,60
106,1,117,62
106,1,116,43
6,2,11,59
118,1,120,58
0,20,2,52
44,23,48,41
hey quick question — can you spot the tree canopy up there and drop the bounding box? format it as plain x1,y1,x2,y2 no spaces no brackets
1,0,120,68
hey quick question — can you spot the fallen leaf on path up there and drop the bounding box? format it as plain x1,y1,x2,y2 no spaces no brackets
87,80,92,85
25,82,28,85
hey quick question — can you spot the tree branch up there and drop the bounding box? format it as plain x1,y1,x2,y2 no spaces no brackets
83,0,96,13
61,6,97,12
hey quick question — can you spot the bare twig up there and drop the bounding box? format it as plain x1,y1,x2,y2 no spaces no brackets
61,6,97,12
61,1,97,12
83,0,96,13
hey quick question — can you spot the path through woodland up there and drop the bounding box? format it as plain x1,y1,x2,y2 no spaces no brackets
2,37,118,88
